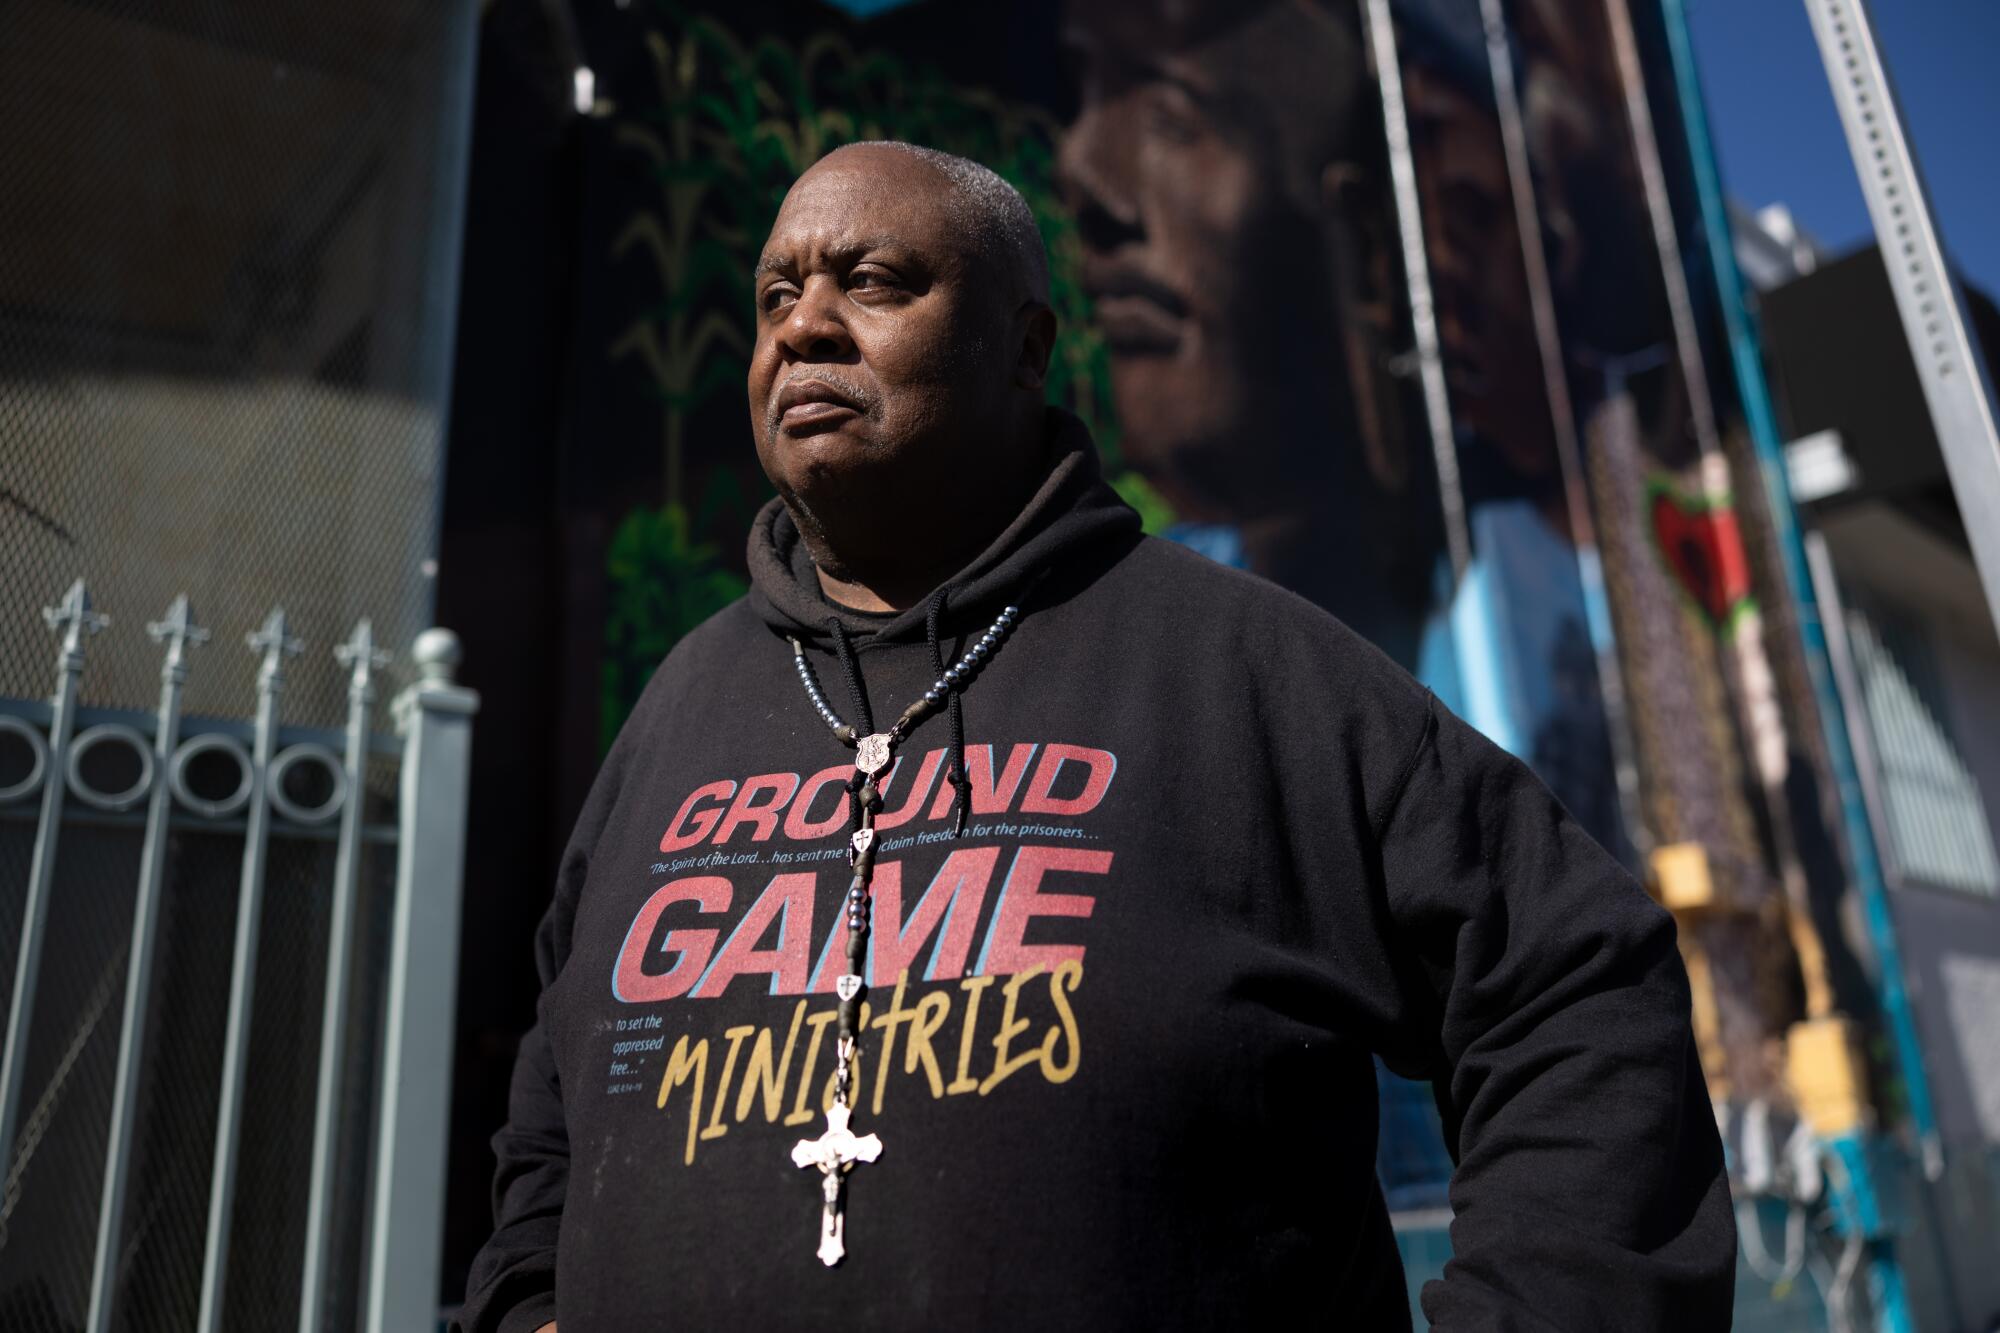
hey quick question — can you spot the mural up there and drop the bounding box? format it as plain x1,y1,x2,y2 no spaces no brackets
561,0,1852,1187
1392,0,1632,863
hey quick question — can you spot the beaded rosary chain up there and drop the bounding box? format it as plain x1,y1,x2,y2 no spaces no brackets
781,598,1023,1267
788,601,1019,747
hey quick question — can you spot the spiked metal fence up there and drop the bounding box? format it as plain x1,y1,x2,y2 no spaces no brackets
0,581,475,1333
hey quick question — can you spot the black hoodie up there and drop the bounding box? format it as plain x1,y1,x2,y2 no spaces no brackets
460,410,1734,1332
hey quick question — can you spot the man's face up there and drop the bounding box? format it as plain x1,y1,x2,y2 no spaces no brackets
748,148,1013,522
1058,0,1379,520
1405,62,1551,480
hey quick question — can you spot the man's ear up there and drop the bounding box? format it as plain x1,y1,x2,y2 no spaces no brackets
1320,162,1410,495
1013,303,1058,392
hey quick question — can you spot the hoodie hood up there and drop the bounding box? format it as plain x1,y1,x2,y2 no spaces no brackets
747,407,1142,644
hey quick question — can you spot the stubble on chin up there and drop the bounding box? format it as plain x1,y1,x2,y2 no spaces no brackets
776,478,863,586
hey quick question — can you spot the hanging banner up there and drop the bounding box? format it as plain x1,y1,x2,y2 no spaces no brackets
1503,0,1820,1100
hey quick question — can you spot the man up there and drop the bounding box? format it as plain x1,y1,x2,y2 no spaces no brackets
460,142,1733,1331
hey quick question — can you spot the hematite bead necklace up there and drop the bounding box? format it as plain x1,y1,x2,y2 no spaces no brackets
783,598,1021,1267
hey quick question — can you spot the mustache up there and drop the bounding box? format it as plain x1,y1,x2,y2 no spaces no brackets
765,371,879,439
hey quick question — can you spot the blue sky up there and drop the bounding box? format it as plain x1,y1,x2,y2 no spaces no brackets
1685,0,2000,299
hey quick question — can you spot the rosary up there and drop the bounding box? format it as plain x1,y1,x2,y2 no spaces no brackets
784,598,1021,1266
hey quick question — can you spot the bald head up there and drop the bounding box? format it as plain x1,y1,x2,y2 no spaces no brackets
808,142,1050,305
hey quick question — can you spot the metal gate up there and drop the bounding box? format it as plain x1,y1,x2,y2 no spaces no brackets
0,581,475,1333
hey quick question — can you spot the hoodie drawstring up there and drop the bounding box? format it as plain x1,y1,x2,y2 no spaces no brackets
827,618,874,735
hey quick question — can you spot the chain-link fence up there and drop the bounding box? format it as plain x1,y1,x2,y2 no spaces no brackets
0,2,476,1328
0,0,474,727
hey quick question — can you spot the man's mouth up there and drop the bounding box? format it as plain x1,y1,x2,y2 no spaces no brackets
1083,265,1188,355
773,375,870,433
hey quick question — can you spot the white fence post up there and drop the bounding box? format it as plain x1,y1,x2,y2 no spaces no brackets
367,628,478,1333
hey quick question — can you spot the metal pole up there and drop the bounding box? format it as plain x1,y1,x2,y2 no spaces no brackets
412,0,484,610
86,596,208,1333
1803,0,2000,630
198,607,301,1333
365,629,477,1333
298,621,387,1333
1360,0,1472,582
0,580,107,1179
1475,0,1649,863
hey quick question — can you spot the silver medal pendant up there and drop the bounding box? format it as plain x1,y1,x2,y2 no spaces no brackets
854,732,892,777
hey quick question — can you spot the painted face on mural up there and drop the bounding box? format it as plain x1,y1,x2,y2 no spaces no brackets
1403,58,1558,495
1058,0,1408,526
748,145,1053,576
1512,0,1678,385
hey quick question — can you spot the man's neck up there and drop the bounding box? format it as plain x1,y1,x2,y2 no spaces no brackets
809,507,1008,612
815,565,925,614
798,417,1052,614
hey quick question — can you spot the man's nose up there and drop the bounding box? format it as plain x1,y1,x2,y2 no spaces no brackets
777,275,854,362
1059,101,1143,252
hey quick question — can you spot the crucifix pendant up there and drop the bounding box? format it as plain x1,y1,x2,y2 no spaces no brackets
790,1102,883,1266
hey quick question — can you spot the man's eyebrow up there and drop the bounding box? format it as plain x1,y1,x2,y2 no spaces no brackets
753,237,921,281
